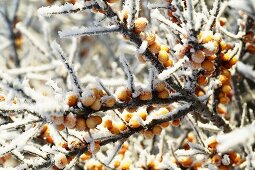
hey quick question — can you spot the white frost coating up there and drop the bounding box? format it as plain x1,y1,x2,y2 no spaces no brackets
0,125,39,156
59,25,119,38
147,2,168,9
119,55,135,93
217,123,255,153
175,149,205,156
203,41,215,51
151,9,187,36
137,40,148,54
23,145,48,159
158,56,189,81
237,62,255,80
222,154,230,165
51,40,82,95
0,118,39,131
37,1,92,16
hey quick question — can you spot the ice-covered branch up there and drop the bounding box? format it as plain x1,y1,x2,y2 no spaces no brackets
59,25,120,38
37,1,94,16
51,40,82,96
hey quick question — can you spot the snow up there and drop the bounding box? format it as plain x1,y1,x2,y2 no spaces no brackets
38,1,93,16
203,41,215,51
0,124,40,156
51,40,82,96
59,25,120,38
217,123,255,153
158,56,189,81
222,154,230,165
137,40,148,54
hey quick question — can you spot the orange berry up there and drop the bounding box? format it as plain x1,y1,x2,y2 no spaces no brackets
220,41,227,51
197,75,208,86
229,56,238,66
123,112,133,123
163,59,173,67
152,125,162,135
114,160,121,168
219,96,230,104
207,136,218,150
86,116,100,129
247,44,255,54
171,119,181,127
212,154,222,166
149,42,161,54
139,90,152,101
55,124,65,131
198,31,214,43
81,91,96,107
64,113,77,129
129,116,141,128
222,84,232,94
201,60,214,72
179,157,193,167
121,160,131,170
155,82,166,92
221,69,231,78
75,118,87,131
143,130,154,138
138,109,148,121
103,119,113,129
51,115,64,125
115,87,131,102
160,45,170,52
80,151,92,161
207,54,217,61
191,50,205,63
90,99,101,110
109,125,121,134
220,53,231,61
146,33,156,45
158,50,169,63
158,89,169,99
118,122,127,131
54,153,68,169
160,122,170,128
219,75,228,84
65,92,78,107
0,95,5,101
134,17,148,33
103,96,116,107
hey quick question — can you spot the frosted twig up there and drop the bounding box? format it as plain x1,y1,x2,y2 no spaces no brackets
205,0,220,30
59,25,120,38
151,9,188,36
126,0,136,29
37,1,94,16
158,56,189,81
119,56,135,94
51,40,82,96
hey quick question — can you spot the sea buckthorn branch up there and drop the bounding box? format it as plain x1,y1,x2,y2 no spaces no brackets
83,0,232,132
37,1,96,16
0,0,254,169
68,93,187,116
68,103,193,156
